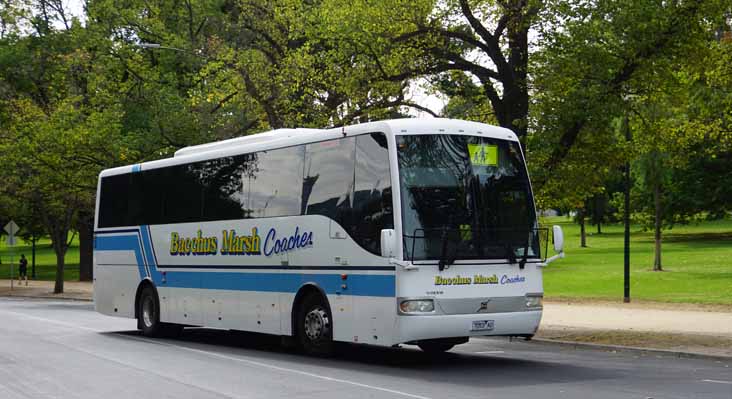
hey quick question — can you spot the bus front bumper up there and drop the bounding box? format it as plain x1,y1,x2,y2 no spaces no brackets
395,310,542,344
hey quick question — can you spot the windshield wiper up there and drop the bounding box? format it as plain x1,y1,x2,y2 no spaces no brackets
507,239,530,269
505,243,517,265
515,228,533,269
438,227,454,271
519,243,529,270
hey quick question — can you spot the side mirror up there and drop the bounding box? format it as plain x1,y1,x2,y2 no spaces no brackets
552,225,564,253
380,229,397,258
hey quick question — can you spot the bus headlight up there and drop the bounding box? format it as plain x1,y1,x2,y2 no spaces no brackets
525,295,543,308
399,299,435,313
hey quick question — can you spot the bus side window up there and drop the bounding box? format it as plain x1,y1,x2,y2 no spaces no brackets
161,163,205,224
199,155,249,221
244,146,304,218
99,174,131,228
350,133,393,255
302,137,356,224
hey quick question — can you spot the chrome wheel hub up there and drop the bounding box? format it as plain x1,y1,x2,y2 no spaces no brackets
304,307,330,341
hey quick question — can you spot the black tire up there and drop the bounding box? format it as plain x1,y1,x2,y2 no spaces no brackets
137,285,182,338
296,293,334,355
418,341,455,354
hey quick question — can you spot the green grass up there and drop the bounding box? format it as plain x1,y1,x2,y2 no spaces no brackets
0,237,79,281
2,218,731,305
542,216,732,305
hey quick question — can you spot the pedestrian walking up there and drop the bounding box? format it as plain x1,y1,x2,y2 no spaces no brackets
18,254,28,286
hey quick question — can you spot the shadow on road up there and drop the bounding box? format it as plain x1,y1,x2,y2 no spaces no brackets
108,327,618,389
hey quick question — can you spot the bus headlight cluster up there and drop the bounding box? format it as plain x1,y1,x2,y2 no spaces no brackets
525,295,542,308
399,299,435,313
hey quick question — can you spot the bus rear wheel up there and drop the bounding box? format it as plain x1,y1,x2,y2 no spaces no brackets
297,293,333,355
138,285,182,338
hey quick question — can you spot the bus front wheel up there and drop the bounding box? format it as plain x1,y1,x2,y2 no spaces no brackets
297,293,333,355
417,339,462,354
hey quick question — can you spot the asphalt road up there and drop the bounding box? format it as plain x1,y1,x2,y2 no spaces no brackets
0,298,730,399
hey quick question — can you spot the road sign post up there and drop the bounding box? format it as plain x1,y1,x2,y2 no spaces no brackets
4,220,20,291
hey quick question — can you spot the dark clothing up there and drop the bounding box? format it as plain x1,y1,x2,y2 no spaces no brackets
19,258,27,276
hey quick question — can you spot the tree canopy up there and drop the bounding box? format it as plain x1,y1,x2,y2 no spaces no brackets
1,0,730,289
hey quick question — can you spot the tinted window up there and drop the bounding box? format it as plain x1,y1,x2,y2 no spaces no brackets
199,154,255,221
128,171,160,225
350,133,393,254
98,174,130,228
97,133,393,248
162,163,205,223
243,146,304,218
302,138,356,225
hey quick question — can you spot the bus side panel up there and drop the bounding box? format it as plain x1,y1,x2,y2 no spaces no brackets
162,287,202,326
351,296,396,346
328,293,354,342
93,250,142,319
160,287,282,333
230,290,280,333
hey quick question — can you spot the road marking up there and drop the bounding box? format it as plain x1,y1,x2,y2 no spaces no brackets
169,344,434,399
475,350,505,354
0,308,432,399
702,379,732,385
0,309,103,332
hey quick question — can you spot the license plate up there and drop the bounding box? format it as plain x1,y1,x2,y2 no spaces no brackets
471,320,495,332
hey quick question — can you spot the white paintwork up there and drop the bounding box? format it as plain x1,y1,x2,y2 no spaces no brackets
395,311,543,343
553,225,564,253
380,229,397,258
94,118,544,348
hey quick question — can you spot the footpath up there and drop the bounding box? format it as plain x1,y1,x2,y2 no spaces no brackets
2,279,731,358
537,300,732,358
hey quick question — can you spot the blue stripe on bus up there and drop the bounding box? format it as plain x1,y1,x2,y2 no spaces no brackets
94,232,395,297
166,272,394,296
131,164,141,173
95,234,147,280
139,225,159,282
151,264,396,271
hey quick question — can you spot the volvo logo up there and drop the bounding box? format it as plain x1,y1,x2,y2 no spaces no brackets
476,300,491,312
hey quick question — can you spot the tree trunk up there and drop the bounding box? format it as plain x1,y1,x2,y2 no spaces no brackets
595,194,603,234
653,182,663,271
78,217,93,281
50,228,69,294
54,249,65,294
31,236,36,279
579,209,587,248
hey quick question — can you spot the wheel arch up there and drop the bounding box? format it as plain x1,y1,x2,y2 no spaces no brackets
134,278,157,320
291,283,332,337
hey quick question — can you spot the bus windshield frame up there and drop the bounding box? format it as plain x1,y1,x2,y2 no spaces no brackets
396,134,542,263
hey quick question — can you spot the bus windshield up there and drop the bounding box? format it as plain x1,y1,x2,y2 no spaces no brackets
397,134,540,262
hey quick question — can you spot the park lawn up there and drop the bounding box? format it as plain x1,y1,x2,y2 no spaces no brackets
1,219,730,305
0,237,79,281
541,217,732,305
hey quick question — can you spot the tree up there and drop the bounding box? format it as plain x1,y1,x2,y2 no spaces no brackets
606,14,732,271
530,0,730,195
311,0,540,136
0,1,138,291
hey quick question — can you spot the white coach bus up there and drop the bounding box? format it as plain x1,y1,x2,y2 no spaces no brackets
94,118,565,354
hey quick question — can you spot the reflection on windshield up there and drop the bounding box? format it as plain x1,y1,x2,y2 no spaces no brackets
397,134,540,262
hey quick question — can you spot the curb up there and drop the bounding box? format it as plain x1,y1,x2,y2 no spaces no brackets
0,294,93,302
526,337,732,362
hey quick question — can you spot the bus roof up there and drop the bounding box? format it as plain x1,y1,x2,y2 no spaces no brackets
101,118,517,177
174,118,516,158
